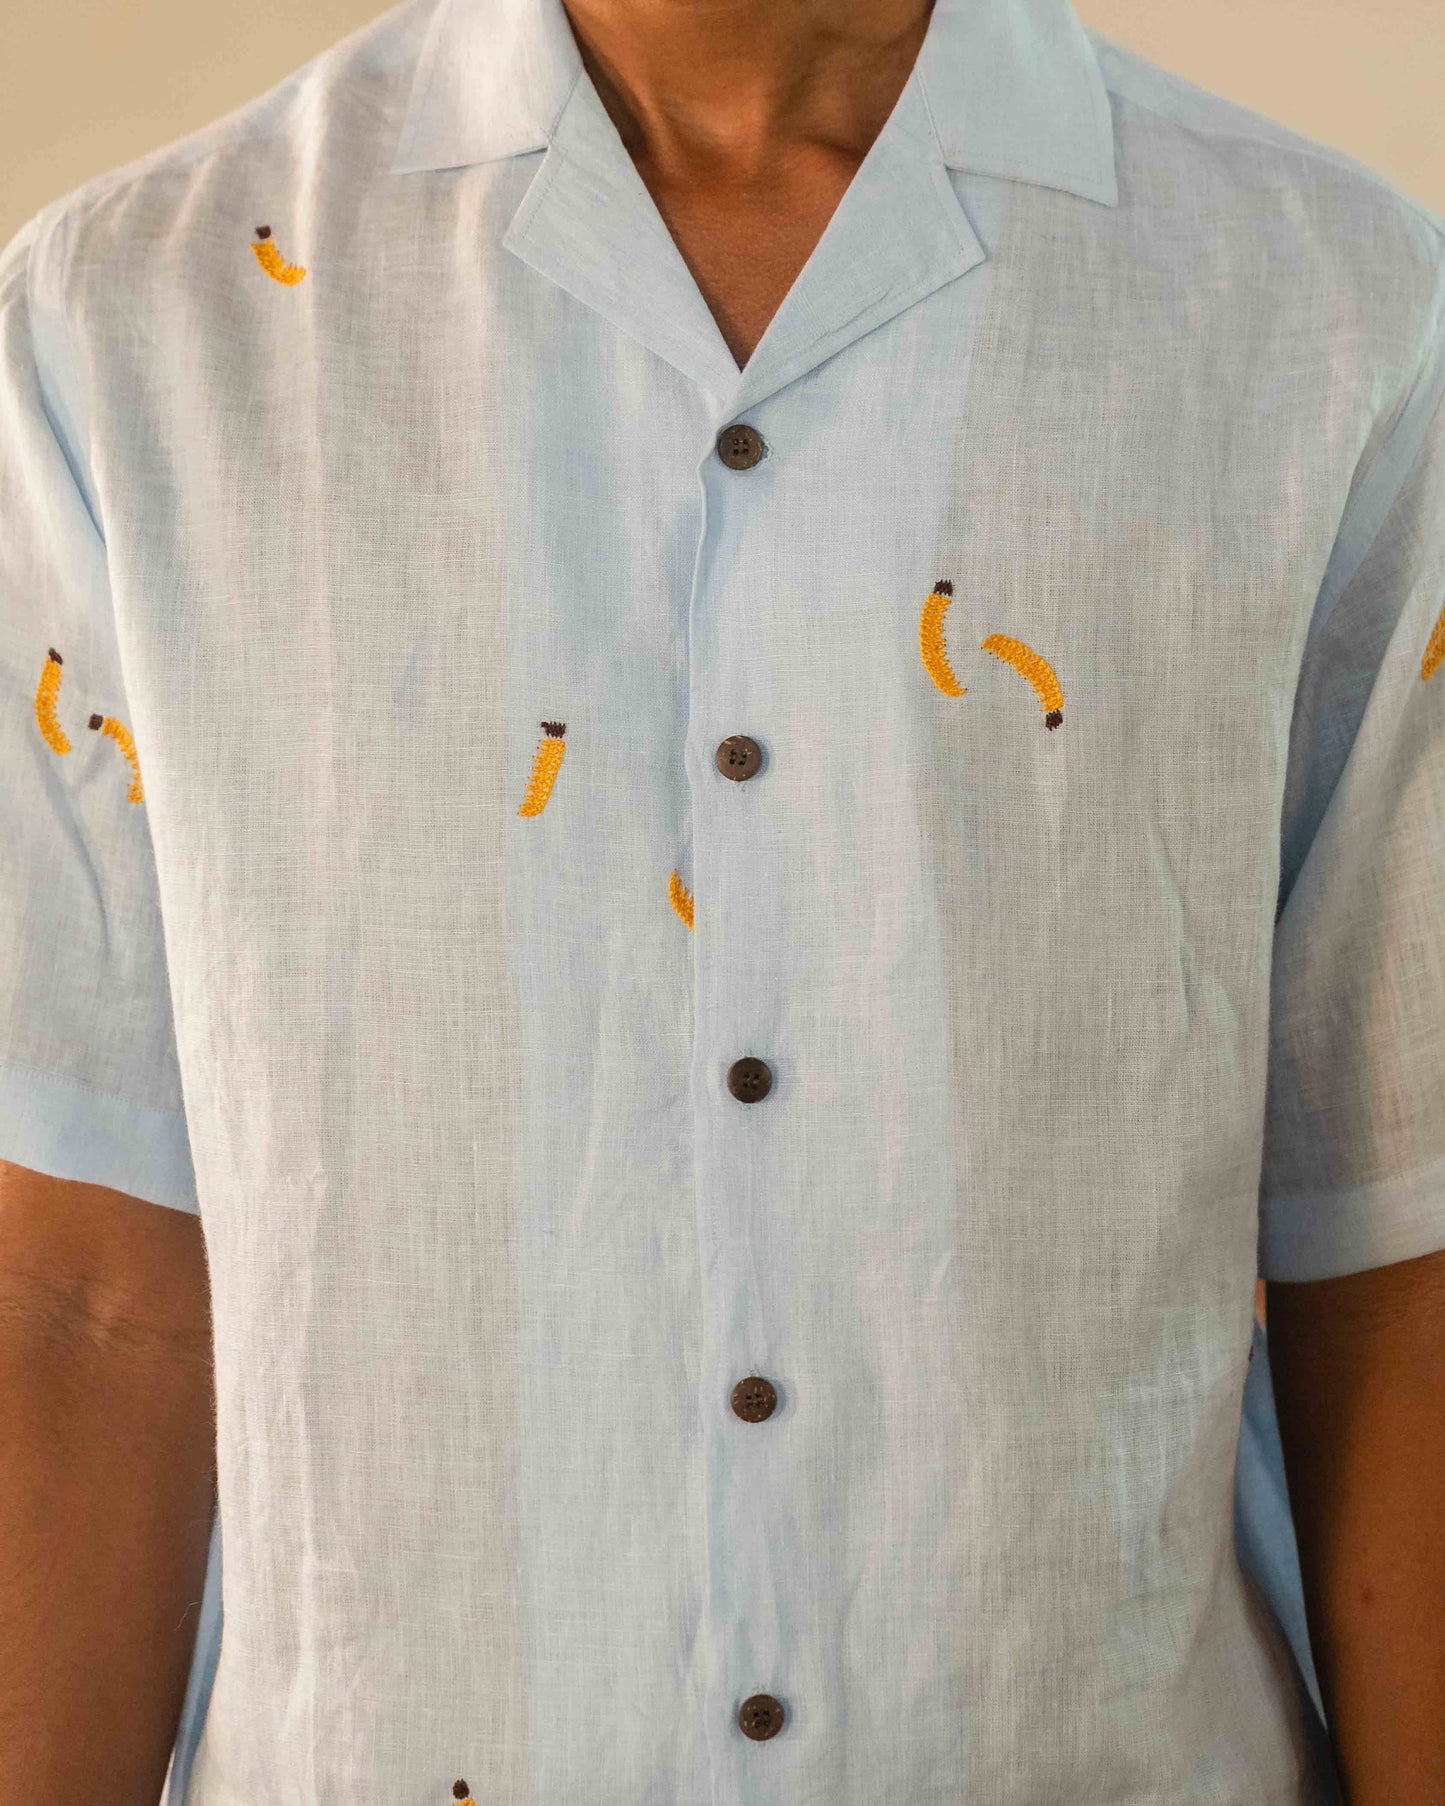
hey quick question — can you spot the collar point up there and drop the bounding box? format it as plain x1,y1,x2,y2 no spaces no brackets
934,142,1119,209
391,131,549,177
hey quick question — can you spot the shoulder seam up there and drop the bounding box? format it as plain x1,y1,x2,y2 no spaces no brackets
1311,247,1445,633
33,0,423,242
1086,31,1445,244
43,81,325,247
25,206,106,548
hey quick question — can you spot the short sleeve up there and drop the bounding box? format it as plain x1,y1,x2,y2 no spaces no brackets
1259,248,1445,1281
0,209,198,1215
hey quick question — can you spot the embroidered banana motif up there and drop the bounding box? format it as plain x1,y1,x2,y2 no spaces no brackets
1424,597,1445,681
920,581,1065,729
251,225,307,286
34,648,71,754
919,578,966,697
981,632,1064,729
517,721,566,817
35,647,145,799
668,869,695,930
88,711,145,801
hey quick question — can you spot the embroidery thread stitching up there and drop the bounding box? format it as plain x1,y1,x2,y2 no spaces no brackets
34,648,71,754
668,869,695,930
919,578,966,697
517,722,566,817
36,649,145,800
451,1782,476,1804
980,632,1064,730
1424,596,1445,681
251,225,307,286
88,712,146,802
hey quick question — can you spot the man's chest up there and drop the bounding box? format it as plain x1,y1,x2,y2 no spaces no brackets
91,352,1334,1112
92,239,1354,796
75,182,1379,1014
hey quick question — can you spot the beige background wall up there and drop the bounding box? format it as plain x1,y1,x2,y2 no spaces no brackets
2,0,1443,248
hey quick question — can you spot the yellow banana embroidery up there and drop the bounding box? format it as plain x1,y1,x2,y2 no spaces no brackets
1424,596,1445,681
88,711,145,802
451,1782,476,1805
34,648,71,754
919,578,966,697
517,721,566,817
37,648,145,798
668,869,695,930
251,225,307,286
981,632,1064,730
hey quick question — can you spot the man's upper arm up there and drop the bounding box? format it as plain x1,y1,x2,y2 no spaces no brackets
1258,239,1445,1284
0,1160,209,1356
0,206,198,1219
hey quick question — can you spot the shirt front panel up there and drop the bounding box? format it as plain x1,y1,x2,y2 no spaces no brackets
80,131,723,1797
7,2,1444,1802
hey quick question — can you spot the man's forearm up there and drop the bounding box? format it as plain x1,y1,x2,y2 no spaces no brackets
0,1259,216,1803
1266,1248,1445,1804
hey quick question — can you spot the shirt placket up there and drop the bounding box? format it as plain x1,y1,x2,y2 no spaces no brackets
687,407,798,1801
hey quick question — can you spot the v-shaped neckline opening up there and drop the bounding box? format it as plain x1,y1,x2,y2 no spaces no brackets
558,16,949,386
501,18,986,411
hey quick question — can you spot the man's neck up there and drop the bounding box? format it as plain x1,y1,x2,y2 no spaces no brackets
553,0,937,367
562,0,935,182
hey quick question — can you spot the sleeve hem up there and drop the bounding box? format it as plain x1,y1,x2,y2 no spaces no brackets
1257,1151,1445,1280
0,1060,199,1215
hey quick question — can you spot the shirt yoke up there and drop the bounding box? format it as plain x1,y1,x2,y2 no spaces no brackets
20,5,1445,350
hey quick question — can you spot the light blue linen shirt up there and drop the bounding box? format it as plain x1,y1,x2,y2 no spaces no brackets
3,0,1444,1799
160,1328,1345,1803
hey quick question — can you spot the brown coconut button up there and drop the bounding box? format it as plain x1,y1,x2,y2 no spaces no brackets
726,1056,773,1103
715,734,763,781
738,1693,786,1741
731,1376,778,1422
716,422,765,469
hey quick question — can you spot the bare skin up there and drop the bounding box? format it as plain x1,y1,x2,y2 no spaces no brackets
564,0,937,369
0,1162,214,1805
1268,1251,1445,1801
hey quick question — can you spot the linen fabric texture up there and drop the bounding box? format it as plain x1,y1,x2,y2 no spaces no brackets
2,0,1444,1799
